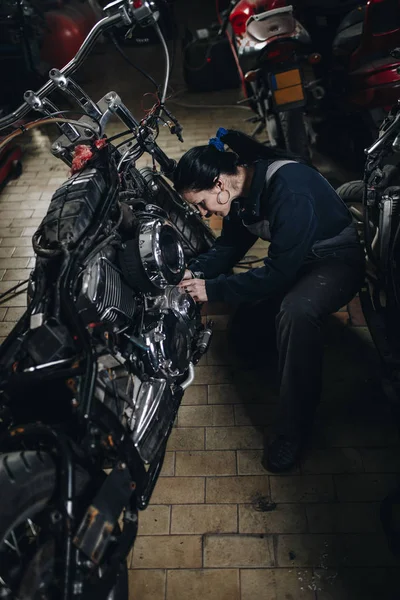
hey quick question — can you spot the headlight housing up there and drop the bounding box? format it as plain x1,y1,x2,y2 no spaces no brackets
119,212,185,294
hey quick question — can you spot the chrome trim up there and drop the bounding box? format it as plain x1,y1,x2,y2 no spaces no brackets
137,217,185,290
180,363,195,390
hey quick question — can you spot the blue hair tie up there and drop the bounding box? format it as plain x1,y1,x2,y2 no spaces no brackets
208,137,224,151
208,127,228,151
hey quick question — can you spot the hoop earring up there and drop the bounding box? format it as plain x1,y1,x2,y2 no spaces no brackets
217,190,231,205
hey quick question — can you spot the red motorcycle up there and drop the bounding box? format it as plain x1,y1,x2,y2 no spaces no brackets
218,0,400,164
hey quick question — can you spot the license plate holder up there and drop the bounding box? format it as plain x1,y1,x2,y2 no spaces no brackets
269,67,306,110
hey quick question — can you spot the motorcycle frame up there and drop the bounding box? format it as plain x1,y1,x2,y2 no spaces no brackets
0,2,200,597
357,104,400,387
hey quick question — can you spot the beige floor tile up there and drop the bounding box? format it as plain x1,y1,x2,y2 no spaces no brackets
175,450,236,476
166,569,239,600
237,450,267,475
4,307,26,322
181,385,207,406
240,568,315,600
171,504,237,534
270,475,335,503
0,237,32,247
11,247,34,257
239,503,307,534
234,404,277,427
177,406,213,427
0,248,14,258
194,366,233,385
131,535,202,569
138,506,170,535
151,477,205,504
0,228,24,238
206,426,264,450
207,384,246,405
166,428,204,451
206,475,269,504
128,569,165,600
160,452,175,477
203,534,274,568
177,405,234,427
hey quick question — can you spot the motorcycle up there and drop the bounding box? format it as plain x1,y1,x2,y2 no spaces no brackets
0,1,214,598
217,0,400,165
337,90,400,397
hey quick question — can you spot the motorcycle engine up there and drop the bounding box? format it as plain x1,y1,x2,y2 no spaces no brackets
76,246,137,329
143,286,198,377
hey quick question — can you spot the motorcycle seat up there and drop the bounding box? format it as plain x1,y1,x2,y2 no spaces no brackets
332,5,366,55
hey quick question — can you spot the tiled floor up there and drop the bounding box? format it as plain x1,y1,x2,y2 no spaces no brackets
1,20,400,600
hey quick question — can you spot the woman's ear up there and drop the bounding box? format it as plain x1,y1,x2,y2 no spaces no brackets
213,177,224,191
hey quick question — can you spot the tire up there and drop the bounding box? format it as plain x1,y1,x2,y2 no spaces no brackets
0,451,128,600
279,109,310,161
336,180,364,204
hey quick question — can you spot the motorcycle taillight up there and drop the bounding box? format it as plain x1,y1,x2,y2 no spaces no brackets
264,40,296,62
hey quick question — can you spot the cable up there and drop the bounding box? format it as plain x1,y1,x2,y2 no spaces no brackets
108,31,159,92
45,110,101,130
167,96,251,111
107,129,132,143
0,280,29,305
0,117,100,152
153,20,170,105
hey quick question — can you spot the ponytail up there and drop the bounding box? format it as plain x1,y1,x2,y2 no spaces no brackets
173,128,309,194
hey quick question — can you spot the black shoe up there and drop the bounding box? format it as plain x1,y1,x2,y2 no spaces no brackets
262,435,302,473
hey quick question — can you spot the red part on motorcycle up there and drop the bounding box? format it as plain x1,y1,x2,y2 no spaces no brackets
40,2,98,70
348,58,400,108
229,0,287,36
350,0,400,71
342,0,400,110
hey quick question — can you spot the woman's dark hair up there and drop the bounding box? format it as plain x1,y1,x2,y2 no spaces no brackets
173,128,306,194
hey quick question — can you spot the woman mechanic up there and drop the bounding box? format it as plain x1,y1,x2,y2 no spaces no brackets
174,128,364,473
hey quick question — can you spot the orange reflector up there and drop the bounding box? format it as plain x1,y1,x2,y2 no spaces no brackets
274,69,302,89
244,70,259,83
274,84,305,106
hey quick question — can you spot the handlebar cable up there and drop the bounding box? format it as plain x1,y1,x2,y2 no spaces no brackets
107,31,159,92
44,109,102,130
0,117,100,152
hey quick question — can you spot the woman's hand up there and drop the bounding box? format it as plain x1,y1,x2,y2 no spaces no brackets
179,278,208,302
182,269,193,281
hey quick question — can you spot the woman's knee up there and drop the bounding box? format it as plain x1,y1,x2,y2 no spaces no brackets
277,297,320,325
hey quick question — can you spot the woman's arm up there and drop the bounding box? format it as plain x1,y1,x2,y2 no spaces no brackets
188,212,258,279
205,193,317,304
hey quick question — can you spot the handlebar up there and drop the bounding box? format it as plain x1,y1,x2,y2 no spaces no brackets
0,12,122,131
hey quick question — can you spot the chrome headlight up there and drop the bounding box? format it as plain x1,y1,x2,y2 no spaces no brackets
119,215,185,294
